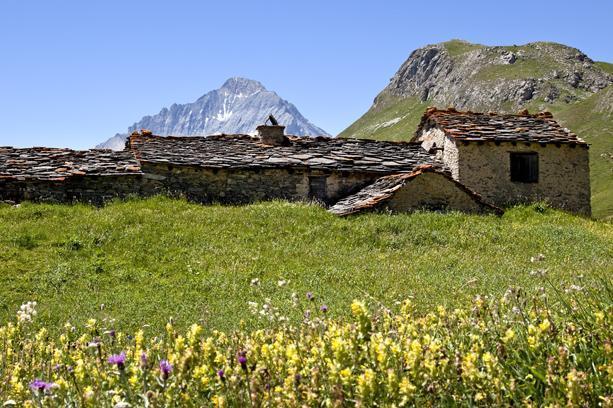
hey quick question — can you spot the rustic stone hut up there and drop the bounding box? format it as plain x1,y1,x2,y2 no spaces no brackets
0,108,591,216
411,108,591,215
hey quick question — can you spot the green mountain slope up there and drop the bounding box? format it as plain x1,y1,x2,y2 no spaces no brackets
339,40,613,218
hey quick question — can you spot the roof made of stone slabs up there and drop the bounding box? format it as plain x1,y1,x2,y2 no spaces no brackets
413,107,588,146
129,133,443,174
328,165,502,216
0,147,142,181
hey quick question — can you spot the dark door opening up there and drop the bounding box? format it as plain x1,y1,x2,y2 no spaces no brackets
308,176,328,202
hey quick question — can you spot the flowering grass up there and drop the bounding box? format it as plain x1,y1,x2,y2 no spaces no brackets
0,285,611,406
0,197,611,334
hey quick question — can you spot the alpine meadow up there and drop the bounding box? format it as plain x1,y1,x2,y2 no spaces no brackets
0,4,612,404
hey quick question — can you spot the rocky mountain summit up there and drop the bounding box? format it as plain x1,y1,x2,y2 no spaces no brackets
376,40,611,111
98,78,328,150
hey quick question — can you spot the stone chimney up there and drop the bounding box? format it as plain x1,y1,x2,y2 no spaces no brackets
257,116,288,146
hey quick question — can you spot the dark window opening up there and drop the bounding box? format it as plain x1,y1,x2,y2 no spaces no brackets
308,176,328,202
510,152,539,183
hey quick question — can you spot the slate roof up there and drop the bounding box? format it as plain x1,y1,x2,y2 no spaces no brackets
329,165,501,216
129,133,442,174
0,147,141,180
414,108,588,146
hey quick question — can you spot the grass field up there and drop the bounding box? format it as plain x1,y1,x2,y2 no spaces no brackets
0,197,611,334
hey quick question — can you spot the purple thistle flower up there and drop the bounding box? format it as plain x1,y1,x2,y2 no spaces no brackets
108,352,126,369
217,369,225,380
29,379,54,392
320,304,328,313
238,355,248,370
306,292,314,301
140,352,148,368
159,359,173,379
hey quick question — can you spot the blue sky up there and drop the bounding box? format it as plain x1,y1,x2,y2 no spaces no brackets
1,0,611,149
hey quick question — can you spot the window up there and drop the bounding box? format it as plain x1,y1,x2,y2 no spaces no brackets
510,153,539,183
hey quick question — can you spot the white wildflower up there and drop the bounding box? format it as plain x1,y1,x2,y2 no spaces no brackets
565,285,584,293
16,301,37,323
529,269,547,277
530,254,545,263
250,278,260,286
247,301,258,314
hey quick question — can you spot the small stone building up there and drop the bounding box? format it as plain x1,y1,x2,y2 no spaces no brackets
0,108,591,216
412,108,591,215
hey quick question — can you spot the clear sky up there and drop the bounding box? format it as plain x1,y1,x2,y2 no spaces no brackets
1,0,611,149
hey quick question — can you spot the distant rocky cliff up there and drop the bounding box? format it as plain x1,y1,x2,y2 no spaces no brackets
377,40,611,112
97,78,328,150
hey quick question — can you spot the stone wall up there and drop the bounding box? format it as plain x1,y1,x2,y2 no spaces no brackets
456,142,590,215
416,128,460,178
416,129,591,215
140,162,381,205
0,175,158,205
384,172,495,214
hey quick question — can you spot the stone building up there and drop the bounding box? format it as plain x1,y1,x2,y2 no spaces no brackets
0,108,591,216
411,108,591,215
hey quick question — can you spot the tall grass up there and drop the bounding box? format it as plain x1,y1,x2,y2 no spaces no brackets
0,197,611,333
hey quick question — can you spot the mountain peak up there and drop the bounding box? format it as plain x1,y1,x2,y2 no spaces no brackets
220,77,266,94
96,78,328,150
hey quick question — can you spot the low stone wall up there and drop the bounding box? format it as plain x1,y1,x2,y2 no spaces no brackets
0,175,159,205
0,164,384,207
140,162,382,205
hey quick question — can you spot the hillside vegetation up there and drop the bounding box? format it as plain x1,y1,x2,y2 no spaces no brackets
0,197,610,333
339,40,613,219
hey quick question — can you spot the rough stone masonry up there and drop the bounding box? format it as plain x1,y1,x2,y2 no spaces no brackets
0,108,591,216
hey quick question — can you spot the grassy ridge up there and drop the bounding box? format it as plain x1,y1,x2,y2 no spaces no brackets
0,197,610,333
337,96,426,142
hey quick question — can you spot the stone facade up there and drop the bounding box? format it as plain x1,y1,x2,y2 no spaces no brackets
329,166,500,216
0,110,593,216
0,175,150,205
415,128,460,178
414,128,591,214
413,108,592,216
141,162,381,205
384,172,495,214
454,142,591,215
